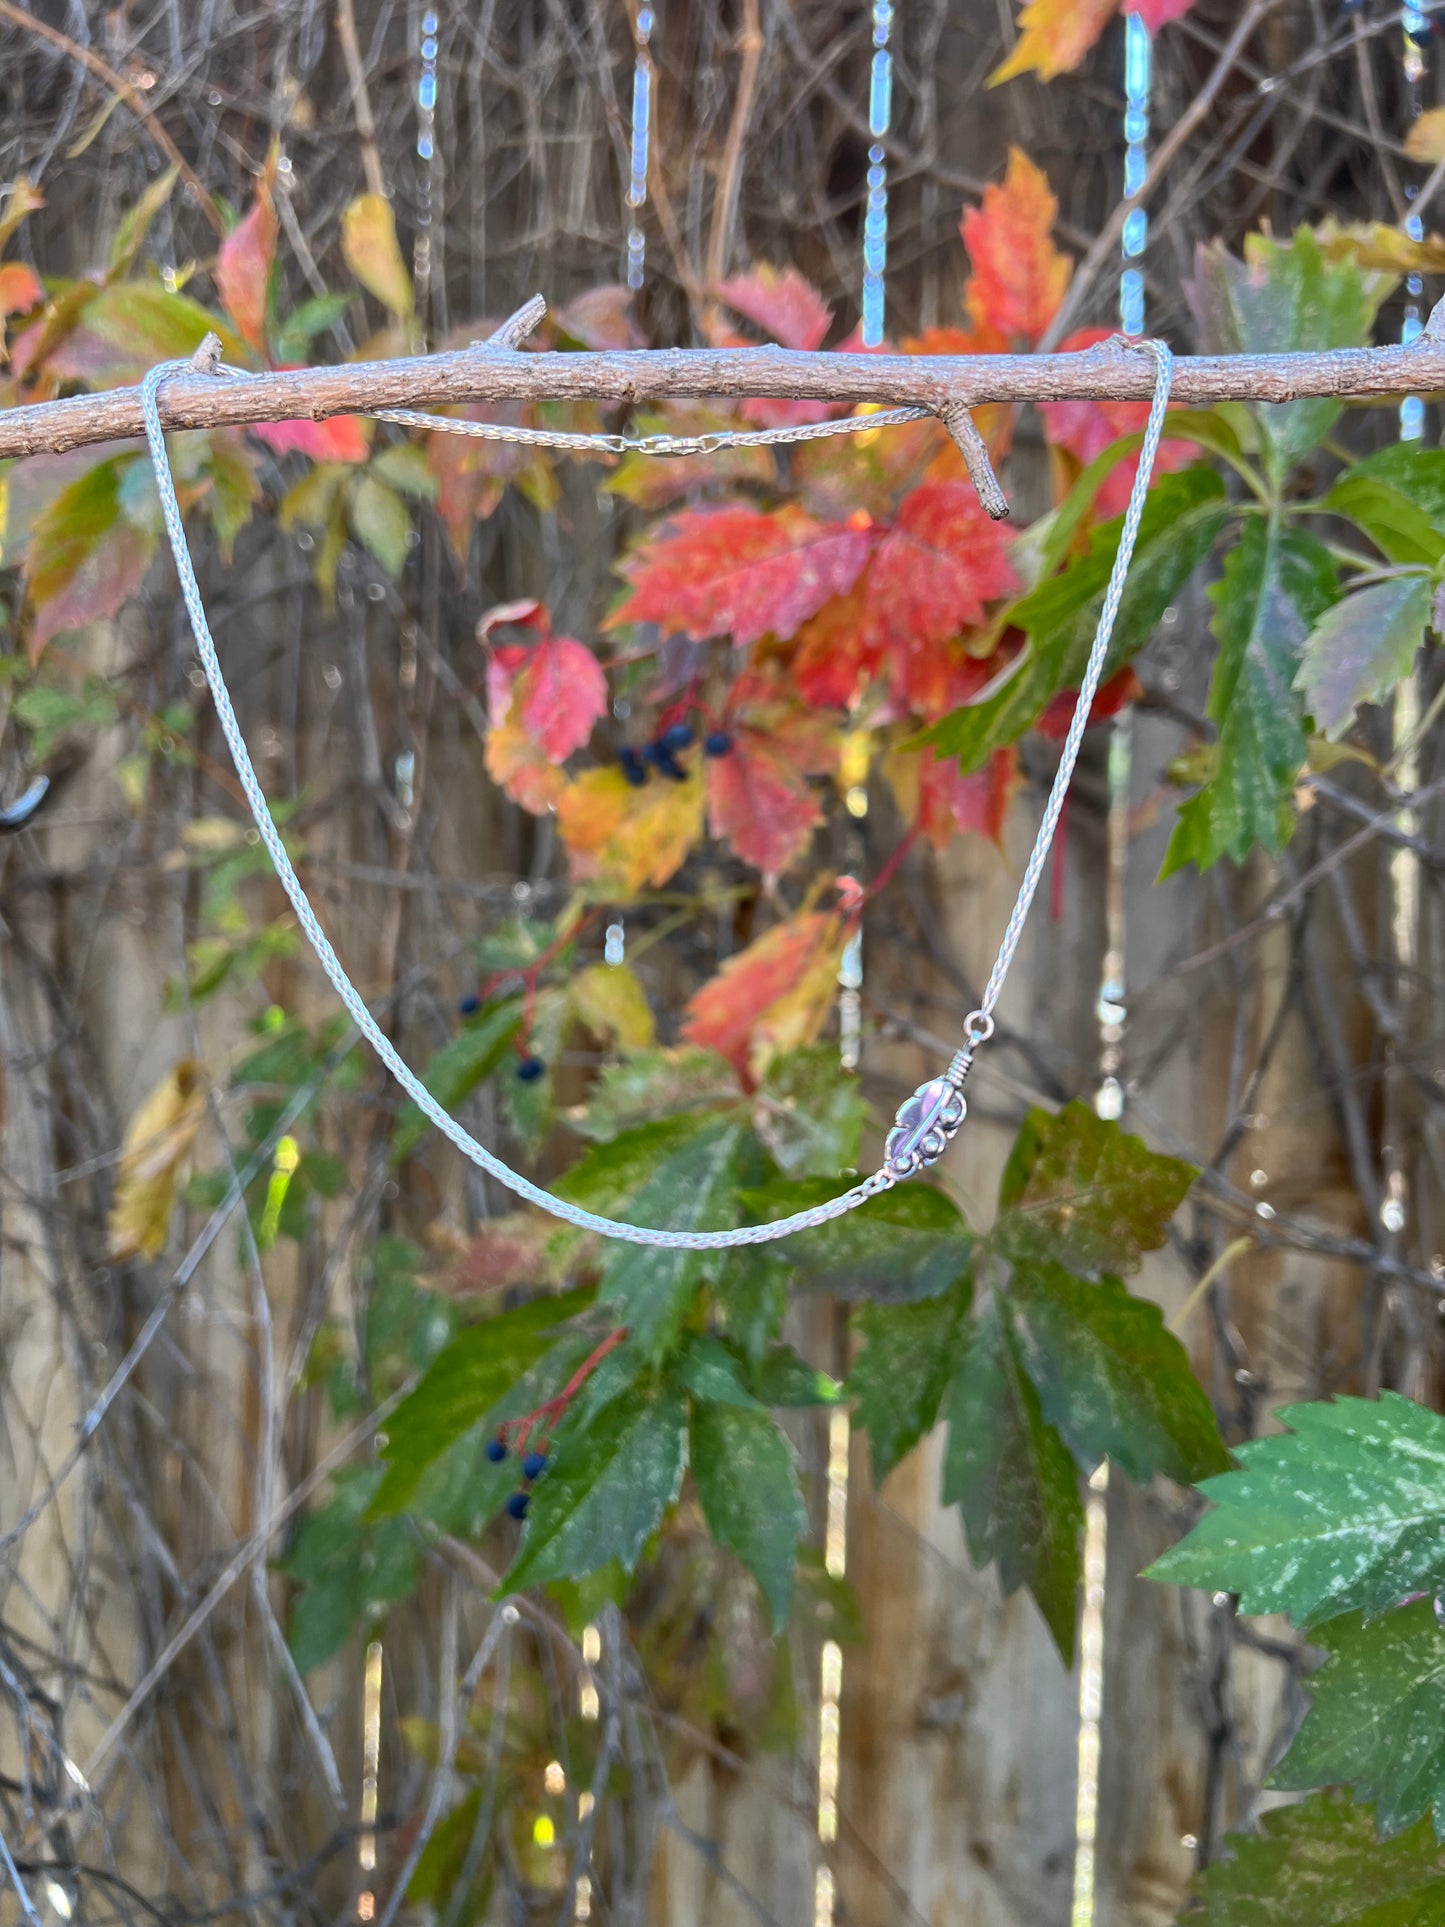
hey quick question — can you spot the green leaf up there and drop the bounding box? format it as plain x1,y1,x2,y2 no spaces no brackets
691,1403,808,1630
744,1177,973,1302
1296,573,1432,740
393,996,523,1158
350,474,411,578
926,467,1228,773
273,290,353,364
1325,475,1445,568
278,1468,421,1672
716,1248,789,1363
555,1110,726,1214
107,167,181,278
1162,515,1338,875
849,1287,972,1481
1188,1790,1445,1927
12,678,117,758
596,1118,766,1358
995,1099,1197,1276
503,1376,688,1590
756,1046,868,1177
574,1047,742,1142
1146,1393,1445,1626
1188,228,1393,480
1331,442,1445,559
1004,1262,1227,1484
403,1324,608,1537
370,1293,591,1513
942,1297,1083,1663
1273,1602,1445,1839
750,1343,844,1407
675,1333,762,1409
22,456,160,657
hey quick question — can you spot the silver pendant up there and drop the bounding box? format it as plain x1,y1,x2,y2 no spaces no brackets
885,1056,970,1180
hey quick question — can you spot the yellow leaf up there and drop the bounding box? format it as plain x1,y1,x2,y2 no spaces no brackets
182,815,250,851
569,963,656,1049
107,1060,207,1261
1406,108,1445,163
990,0,1118,86
557,767,705,896
341,194,414,317
1318,218,1445,276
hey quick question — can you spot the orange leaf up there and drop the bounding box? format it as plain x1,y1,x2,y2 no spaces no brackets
558,766,705,896
215,159,278,353
607,505,872,647
989,0,1118,86
252,414,371,463
0,261,41,319
485,719,568,815
681,910,846,1083
960,148,1072,342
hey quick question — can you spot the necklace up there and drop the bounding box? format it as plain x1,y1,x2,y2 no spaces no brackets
139,334,1173,1249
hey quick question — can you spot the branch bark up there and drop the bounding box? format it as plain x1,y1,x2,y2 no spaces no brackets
6,318,1445,460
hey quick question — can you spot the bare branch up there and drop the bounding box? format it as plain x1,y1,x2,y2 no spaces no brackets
5,330,1445,460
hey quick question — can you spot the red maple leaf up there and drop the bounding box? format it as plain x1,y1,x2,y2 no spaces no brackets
792,587,881,712
960,148,1072,343
855,484,1020,717
1036,665,1142,740
681,909,846,1082
481,599,608,763
1038,328,1193,516
887,744,1021,851
713,265,832,351
607,505,872,648
1126,0,1195,28
704,676,836,878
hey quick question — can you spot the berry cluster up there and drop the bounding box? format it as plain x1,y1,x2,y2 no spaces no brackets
486,1434,549,1519
618,721,732,787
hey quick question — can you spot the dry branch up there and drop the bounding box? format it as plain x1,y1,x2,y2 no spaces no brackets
6,308,1445,460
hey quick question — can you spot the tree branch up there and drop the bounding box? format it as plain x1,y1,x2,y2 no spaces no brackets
6,311,1445,460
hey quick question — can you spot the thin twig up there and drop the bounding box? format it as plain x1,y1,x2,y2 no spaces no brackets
0,0,223,233
334,0,387,199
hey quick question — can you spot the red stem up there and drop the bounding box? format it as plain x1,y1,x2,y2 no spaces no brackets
500,1325,629,1452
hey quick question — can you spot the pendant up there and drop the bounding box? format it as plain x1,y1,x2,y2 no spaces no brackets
885,1065,968,1180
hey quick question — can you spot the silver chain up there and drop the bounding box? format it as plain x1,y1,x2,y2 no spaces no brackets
139,338,1172,1248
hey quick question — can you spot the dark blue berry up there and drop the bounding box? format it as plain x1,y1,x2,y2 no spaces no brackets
704,731,733,758
485,1436,508,1464
652,747,688,782
522,1450,548,1481
659,722,695,754
505,1490,530,1521
516,1055,545,1083
458,993,481,1016
619,746,648,787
